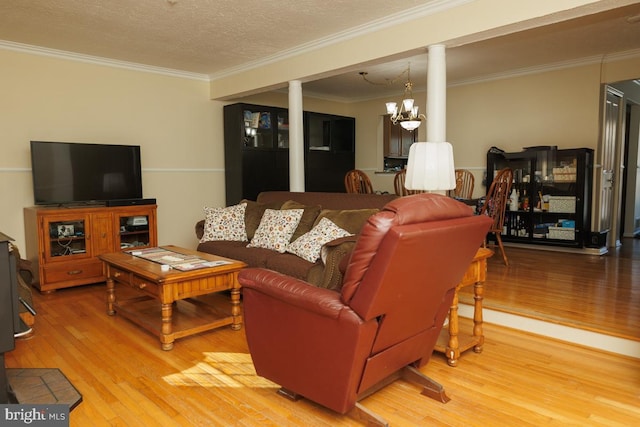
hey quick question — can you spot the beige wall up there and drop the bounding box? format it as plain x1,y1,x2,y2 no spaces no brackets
2,47,638,254
0,48,224,251
352,59,639,197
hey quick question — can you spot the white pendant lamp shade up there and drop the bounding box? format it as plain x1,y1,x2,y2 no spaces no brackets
404,142,456,191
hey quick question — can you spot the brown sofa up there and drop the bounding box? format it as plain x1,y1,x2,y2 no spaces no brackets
195,191,397,289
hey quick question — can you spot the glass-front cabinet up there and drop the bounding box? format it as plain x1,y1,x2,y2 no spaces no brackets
224,103,355,205
241,106,290,149
486,147,594,248
43,213,91,261
24,204,158,292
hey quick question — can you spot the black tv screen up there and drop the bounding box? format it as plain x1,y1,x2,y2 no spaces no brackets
30,141,143,205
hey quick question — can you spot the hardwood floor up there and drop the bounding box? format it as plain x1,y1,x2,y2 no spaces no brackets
460,237,640,341
6,240,639,426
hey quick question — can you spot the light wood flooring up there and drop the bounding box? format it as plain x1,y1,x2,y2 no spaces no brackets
460,237,640,342
6,239,640,426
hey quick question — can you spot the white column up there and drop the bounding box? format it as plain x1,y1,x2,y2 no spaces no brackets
288,80,305,192
405,44,455,192
427,44,446,142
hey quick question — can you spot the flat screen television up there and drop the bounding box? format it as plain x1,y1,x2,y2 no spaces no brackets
30,141,143,205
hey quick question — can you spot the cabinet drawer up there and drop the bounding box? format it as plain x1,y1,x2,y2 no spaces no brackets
43,261,104,284
108,266,132,285
131,275,159,296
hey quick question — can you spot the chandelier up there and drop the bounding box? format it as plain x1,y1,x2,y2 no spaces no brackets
360,63,426,131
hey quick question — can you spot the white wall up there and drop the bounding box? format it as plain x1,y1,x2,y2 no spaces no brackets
0,48,225,252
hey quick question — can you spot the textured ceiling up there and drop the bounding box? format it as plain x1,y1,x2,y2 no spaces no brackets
1,1,640,100
0,0,434,74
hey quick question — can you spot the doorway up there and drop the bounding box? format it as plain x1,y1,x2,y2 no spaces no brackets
596,81,640,247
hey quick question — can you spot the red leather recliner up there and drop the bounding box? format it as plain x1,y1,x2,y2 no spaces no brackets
238,194,492,424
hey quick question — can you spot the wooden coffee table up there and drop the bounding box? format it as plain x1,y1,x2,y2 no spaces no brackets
99,246,247,350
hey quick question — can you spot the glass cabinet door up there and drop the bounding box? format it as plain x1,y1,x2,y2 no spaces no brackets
243,109,273,148
530,149,580,243
116,214,152,250
277,111,289,148
307,113,331,151
43,215,89,261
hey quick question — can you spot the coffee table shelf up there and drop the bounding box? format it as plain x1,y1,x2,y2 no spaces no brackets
114,293,237,344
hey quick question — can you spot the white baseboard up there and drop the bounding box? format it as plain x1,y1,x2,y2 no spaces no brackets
458,303,640,359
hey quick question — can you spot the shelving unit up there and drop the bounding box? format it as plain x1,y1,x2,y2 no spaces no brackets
24,204,157,292
224,103,355,205
486,147,593,248
304,111,355,192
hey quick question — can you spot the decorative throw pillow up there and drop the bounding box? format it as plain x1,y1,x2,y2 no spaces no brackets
286,217,353,263
199,203,248,243
280,200,322,242
241,199,284,240
248,209,304,253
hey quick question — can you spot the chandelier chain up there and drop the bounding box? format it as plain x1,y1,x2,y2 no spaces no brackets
359,68,409,86
359,62,425,131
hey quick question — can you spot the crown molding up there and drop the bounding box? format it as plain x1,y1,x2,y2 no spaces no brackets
307,48,640,104
450,48,640,87
208,0,472,81
0,40,210,81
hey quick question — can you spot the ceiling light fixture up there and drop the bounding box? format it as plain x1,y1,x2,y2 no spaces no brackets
360,63,426,132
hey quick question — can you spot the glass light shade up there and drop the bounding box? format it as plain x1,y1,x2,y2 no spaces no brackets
386,102,397,115
400,120,421,131
411,106,419,117
405,142,456,191
402,98,414,111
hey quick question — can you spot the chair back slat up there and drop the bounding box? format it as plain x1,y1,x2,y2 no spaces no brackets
345,169,373,194
394,169,426,196
447,169,475,199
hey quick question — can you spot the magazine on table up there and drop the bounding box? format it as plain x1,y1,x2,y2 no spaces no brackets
127,247,232,271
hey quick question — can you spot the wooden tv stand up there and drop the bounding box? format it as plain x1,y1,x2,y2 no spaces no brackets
24,204,157,293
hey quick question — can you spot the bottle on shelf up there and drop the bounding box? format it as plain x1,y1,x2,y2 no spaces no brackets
509,188,519,211
521,190,529,211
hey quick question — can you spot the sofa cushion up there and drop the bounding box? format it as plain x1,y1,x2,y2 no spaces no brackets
264,253,316,281
313,208,379,235
242,199,284,240
286,217,352,263
280,200,322,242
248,209,303,253
200,203,248,242
196,241,273,268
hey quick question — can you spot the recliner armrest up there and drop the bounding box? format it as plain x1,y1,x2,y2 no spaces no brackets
239,268,348,319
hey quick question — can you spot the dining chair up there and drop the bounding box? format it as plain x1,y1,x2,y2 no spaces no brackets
448,169,475,199
344,169,373,194
479,167,513,266
393,169,425,196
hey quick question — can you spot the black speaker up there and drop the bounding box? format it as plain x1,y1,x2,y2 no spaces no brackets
587,230,608,248
106,198,156,207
